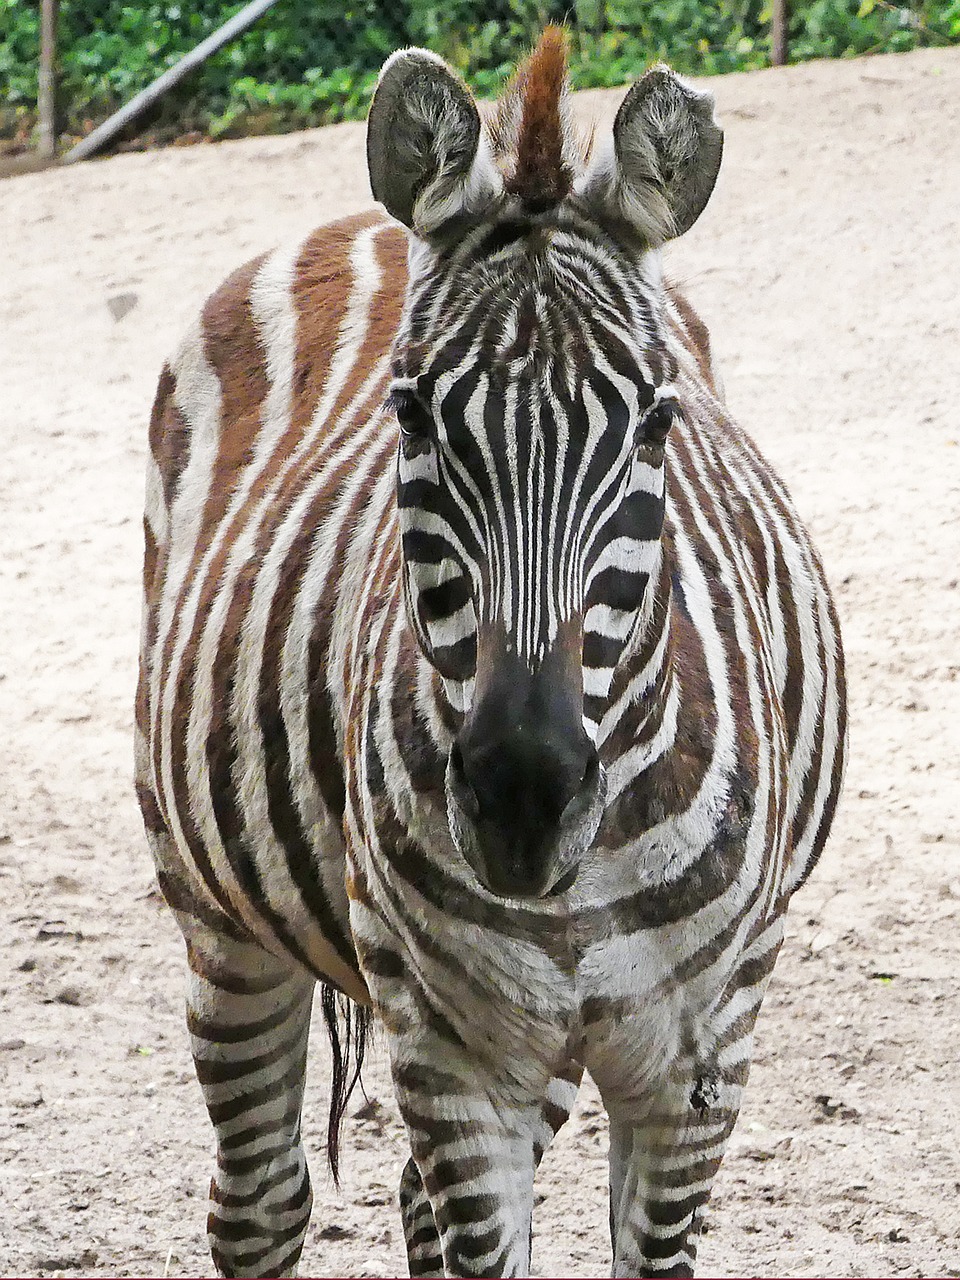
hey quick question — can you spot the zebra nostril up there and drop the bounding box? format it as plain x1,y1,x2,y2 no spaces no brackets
449,743,480,820
581,748,601,792
560,747,602,824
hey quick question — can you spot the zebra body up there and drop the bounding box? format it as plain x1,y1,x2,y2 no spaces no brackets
137,32,845,1279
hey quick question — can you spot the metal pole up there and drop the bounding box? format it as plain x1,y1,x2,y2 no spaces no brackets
38,0,59,159
63,0,280,164
772,0,789,65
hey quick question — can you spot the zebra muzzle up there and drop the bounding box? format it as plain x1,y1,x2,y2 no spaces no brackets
445,731,605,899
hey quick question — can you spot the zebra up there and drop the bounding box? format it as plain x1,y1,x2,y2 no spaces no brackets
136,27,846,1279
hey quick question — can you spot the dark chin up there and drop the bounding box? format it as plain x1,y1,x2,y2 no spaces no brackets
472,855,571,901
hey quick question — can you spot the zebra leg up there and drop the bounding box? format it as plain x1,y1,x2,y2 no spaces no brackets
606,1077,740,1279
182,922,316,1279
398,1156,443,1278
395,1066,581,1278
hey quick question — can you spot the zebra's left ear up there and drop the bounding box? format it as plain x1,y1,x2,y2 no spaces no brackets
577,66,723,245
367,49,503,239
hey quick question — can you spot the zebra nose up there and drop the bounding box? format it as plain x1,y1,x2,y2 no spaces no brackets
448,742,480,820
448,730,600,897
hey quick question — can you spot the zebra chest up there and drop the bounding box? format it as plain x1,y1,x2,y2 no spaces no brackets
348,792,713,1082
569,922,705,1100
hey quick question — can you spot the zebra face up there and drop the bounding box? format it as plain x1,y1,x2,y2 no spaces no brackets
392,274,678,897
368,36,721,897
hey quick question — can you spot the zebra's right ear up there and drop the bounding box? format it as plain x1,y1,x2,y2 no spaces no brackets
367,49,503,240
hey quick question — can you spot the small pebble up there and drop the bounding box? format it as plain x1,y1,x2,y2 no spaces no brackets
12,1087,43,1109
318,1224,353,1240
107,291,139,322
54,983,91,1007
51,873,84,893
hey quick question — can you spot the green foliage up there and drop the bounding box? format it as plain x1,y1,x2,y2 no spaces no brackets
0,0,405,138
566,0,773,82
1,0,958,144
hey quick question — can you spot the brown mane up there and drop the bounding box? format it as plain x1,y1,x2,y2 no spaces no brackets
499,26,573,212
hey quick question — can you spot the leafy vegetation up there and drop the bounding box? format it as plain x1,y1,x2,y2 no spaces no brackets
1,0,958,145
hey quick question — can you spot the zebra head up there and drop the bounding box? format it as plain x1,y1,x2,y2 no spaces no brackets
367,31,723,899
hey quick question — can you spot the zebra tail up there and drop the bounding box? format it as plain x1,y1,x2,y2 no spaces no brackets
320,985,372,1185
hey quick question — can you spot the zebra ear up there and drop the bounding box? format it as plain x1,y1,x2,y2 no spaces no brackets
577,65,723,245
367,49,502,239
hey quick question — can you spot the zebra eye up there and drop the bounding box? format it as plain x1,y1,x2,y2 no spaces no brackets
388,387,431,440
640,397,679,447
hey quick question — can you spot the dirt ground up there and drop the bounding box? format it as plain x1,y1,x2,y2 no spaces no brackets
2,45,960,1280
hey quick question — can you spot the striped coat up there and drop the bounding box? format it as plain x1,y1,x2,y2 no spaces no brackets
137,34,846,1280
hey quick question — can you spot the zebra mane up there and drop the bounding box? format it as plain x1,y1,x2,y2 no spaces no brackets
490,27,584,213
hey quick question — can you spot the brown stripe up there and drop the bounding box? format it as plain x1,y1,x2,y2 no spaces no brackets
135,781,166,835
148,363,189,510
158,219,374,942
151,865,253,942
600,548,713,844
250,440,398,971
141,514,159,603
278,219,405,818
676,415,780,768
786,599,827,844
136,519,160,741
391,626,449,799
305,447,393,819
737,434,818,761
771,530,806,756
290,216,405,434
186,937,282,990
790,582,847,890
159,253,273,928
667,284,719,395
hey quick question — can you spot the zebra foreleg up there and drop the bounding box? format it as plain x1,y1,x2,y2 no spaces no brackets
395,1066,581,1278
182,924,316,1279
605,1079,740,1279
398,1156,444,1278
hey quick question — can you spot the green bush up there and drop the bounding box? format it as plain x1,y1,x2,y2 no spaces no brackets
1,0,957,145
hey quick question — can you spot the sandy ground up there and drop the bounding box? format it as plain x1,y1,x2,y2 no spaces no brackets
2,46,960,1280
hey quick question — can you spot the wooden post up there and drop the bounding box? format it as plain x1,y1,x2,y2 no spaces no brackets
771,0,789,66
64,0,279,164
38,0,59,159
